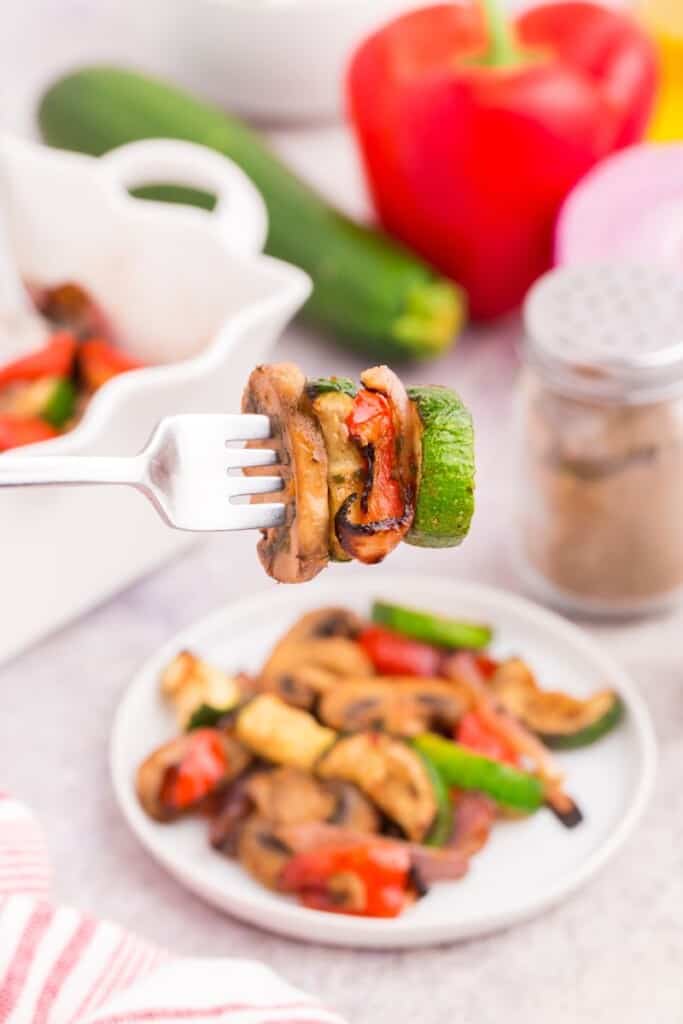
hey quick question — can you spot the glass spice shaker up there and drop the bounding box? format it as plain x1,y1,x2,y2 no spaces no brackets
516,263,683,617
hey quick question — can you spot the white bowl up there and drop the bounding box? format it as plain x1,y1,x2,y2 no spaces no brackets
0,134,310,665
153,0,426,122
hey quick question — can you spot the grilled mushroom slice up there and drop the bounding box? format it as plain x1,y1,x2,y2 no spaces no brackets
136,730,250,823
210,769,380,857
259,638,374,708
237,815,294,890
317,733,437,842
318,677,471,736
246,767,336,826
219,767,379,842
265,607,365,646
325,781,380,833
259,608,373,708
242,363,329,583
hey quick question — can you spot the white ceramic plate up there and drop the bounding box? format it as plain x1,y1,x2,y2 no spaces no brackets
111,575,657,949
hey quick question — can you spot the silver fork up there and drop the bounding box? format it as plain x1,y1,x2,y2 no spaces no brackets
0,415,285,531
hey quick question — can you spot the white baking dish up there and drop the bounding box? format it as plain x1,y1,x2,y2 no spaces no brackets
0,135,310,665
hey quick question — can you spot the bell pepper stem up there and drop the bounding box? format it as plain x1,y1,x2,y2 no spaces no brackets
478,0,521,67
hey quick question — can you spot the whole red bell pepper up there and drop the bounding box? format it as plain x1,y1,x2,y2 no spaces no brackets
348,0,657,320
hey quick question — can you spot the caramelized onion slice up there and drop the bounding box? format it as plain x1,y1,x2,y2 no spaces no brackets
335,493,413,564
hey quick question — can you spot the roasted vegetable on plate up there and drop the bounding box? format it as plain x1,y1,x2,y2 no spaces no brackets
0,282,143,451
242,363,474,582
136,599,624,919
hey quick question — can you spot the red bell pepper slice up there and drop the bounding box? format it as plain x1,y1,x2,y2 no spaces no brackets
0,415,59,452
0,332,77,387
359,625,442,677
335,388,411,563
471,653,499,680
457,711,518,765
160,729,228,812
79,339,144,392
347,389,403,522
348,0,657,320
280,840,412,917
359,628,497,680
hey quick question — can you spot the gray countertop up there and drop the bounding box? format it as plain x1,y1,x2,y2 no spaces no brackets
2,4,682,1021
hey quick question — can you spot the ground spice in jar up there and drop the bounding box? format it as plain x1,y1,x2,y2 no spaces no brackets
517,264,683,616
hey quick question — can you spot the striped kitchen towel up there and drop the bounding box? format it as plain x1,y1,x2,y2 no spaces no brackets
0,793,346,1024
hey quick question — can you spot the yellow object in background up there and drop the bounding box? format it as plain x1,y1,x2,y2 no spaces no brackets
641,0,683,140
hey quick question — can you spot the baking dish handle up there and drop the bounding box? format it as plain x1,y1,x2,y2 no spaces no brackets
100,139,268,257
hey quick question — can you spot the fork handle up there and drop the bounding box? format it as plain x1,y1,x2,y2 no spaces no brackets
0,454,146,488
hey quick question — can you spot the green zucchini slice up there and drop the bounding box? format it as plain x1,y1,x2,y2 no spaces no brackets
406,386,474,548
491,659,624,750
372,600,492,650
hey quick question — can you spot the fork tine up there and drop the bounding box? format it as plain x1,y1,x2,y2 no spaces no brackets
223,414,273,442
221,502,286,531
226,448,279,469
228,475,284,497
158,414,274,445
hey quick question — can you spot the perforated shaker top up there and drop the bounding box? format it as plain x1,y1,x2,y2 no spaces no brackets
523,264,683,402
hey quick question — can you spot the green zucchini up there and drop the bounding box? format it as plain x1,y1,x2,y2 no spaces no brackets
540,695,623,750
407,386,475,548
412,733,543,813
38,67,466,361
372,600,492,650
490,660,624,750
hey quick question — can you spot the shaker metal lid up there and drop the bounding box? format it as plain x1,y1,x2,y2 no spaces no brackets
523,264,683,402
